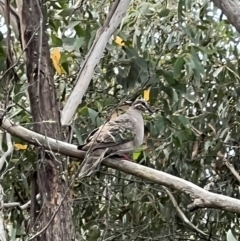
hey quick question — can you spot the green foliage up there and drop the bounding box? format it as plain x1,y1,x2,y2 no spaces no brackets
1,0,240,240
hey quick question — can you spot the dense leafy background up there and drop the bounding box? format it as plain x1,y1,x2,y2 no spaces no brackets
1,0,240,240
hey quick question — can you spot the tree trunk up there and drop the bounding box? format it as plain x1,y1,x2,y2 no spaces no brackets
212,0,240,33
18,1,74,240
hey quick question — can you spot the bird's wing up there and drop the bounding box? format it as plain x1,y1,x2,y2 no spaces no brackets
81,114,136,151
77,126,99,149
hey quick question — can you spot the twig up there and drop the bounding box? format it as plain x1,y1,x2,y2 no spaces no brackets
208,123,216,136
35,1,44,121
163,186,207,237
0,0,20,37
3,194,40,210
0,25,41,82
217,151,240,184
0,130,3,154
224,160,240,183
0,133,13,171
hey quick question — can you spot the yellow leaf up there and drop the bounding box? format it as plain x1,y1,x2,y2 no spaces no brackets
143,89,150,101
14,143,28,150
114,36,125,46
50,48,64,75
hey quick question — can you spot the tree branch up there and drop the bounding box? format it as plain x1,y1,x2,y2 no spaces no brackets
0,132,13,170
224,160,240,183
2,116,240,215
0,186,6,241
217,151,240,184
61,0,131,125
162,186,207,237
3,194,40,210
1,117,83,158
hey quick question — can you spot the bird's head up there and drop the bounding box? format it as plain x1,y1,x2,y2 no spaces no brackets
131,99,153,113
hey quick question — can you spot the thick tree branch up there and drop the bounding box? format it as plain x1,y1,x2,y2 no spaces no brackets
212,0,240,33
61,0,131,125
1,116,240,215
1,117,83,158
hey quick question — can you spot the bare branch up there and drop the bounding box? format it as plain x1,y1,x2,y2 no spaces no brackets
3,202,20,208
3,194,41,210
0,132,13,170
163,186,207,237
208,123,216,136
224,160,240,183
217,151,240,184
0,186,6,241
2,117,240,215
188,199,210,212
0,130,3,154
61,0,131,125
1,117,84,157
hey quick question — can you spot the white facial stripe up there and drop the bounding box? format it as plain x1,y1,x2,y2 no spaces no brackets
134,103,146,109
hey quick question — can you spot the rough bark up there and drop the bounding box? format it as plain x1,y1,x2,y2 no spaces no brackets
212,0,240,33
18,1,73,240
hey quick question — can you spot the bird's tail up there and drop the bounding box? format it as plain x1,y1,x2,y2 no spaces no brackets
78,149,108,178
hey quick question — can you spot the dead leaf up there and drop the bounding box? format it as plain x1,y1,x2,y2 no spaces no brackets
114,36,125,46
14,143,28,150
143,89,150,101
50,48,65,75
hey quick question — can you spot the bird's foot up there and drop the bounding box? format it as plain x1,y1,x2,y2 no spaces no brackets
121,154,133,161
109,153,133,161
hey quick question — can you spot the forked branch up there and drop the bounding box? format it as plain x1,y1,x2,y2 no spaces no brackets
1,116,240,215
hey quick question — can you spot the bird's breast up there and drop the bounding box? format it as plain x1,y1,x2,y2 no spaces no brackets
132,115,144,147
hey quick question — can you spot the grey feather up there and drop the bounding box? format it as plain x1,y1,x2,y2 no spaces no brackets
78,99,151,177
78,149,108,178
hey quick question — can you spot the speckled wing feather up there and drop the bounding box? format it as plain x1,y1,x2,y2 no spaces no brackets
78,149,108,178
81,113,136,151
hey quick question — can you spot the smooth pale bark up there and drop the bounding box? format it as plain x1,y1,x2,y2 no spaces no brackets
0,186,6,241
61,0,131,125
2,116,240,215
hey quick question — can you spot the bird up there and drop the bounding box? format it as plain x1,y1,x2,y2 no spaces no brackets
77,99,152,177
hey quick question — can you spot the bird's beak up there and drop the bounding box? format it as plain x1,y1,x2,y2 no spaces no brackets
146,106,154,114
